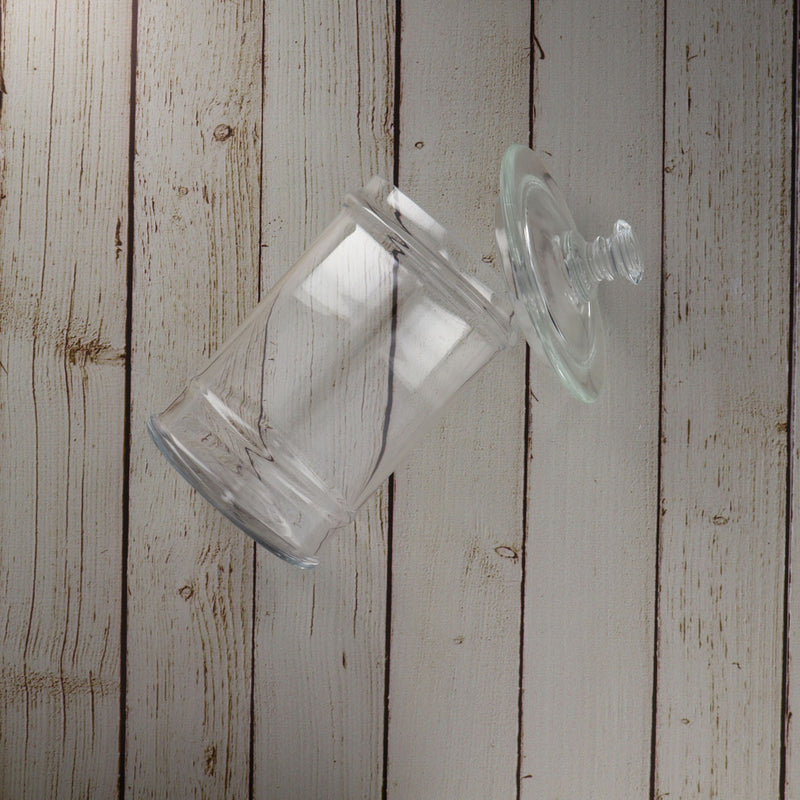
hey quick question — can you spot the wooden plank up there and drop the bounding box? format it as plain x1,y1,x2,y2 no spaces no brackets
786,10,800,792
126,1,262,796
385,2,529,797
655,1,793,797
0,0,130,796
251,1,393,797
519,2,663,797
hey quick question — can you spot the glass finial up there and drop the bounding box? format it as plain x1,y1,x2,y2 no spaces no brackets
563,219,644,302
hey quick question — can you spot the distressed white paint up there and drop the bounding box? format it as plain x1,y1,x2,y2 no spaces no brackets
0,1,129,797
656,1,793,797
788,24,800,795
519,1,664,797
788,140,800,800
252,1,393,798
0,2,797,798
126,0,262,796
385,1,529,797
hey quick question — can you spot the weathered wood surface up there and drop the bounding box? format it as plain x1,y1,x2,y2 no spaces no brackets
252,1,393,798
788,40,800,792
655,2,794,797
0,1,797,798
520,0,664,796
385,1,529,797
126,0,261,796
0,1,129,797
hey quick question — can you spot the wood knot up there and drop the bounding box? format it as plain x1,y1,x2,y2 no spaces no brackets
177,584,194,600
213,124,234,142
203,744,217,776
494,545,519,561
64,334,125,367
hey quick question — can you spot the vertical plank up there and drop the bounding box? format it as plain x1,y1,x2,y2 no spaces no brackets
656,1,793,797
786,10,800,793
0,0,129,796
126,1,262,796
386,2,529,798
252,1,393,797
519,2,663,797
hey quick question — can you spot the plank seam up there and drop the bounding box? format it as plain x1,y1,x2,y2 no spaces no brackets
516,2,536,797
381,1,401,796
247,2,267,796
649,1,669,798
120,0,140,795
248,538,257,800
779,4,798,798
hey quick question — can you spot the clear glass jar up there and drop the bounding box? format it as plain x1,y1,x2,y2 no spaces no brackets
150,146,643,567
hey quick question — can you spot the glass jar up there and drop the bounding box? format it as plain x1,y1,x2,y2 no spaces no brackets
149,145,643,567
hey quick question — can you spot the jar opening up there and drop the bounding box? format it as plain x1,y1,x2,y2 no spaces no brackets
345,177,514,349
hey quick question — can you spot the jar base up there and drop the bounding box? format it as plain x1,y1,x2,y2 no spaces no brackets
147,416,321,568
147,385,353,568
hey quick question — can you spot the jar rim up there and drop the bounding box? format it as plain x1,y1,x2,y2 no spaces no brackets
344,177,513,349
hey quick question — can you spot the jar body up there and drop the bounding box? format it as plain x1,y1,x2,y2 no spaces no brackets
149,177,512,566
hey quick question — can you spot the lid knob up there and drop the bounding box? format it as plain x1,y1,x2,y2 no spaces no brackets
564,219,643,303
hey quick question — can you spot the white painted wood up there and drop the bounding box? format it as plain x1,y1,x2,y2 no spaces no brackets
385,2,529,797
787,25,800,796
655,1,793,797
252,2,393,797
519,2,663,797
126,1,262,796
2,1,797,795
0,0,129,796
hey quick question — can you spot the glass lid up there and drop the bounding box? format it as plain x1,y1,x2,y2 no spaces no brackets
495,144,643,402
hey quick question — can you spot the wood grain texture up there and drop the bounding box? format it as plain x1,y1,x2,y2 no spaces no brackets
655,1,793,797
2,3,798,796
519,2,663,797
252,1,393,797
385,2,529,797
126,1,262,796
786,9,800,793
0,0,130,797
